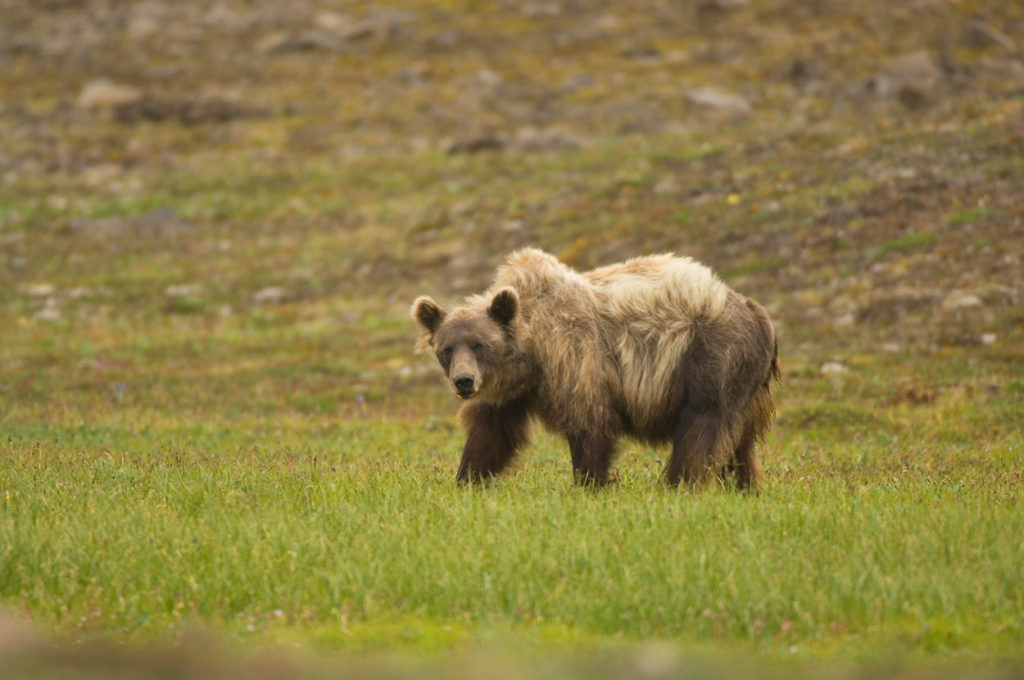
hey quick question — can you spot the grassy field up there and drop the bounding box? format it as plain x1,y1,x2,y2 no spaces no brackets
2,0,1023,677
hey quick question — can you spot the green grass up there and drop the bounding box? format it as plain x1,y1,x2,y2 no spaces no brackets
870,232,940,260
3,422,1022,655
948,207,995,225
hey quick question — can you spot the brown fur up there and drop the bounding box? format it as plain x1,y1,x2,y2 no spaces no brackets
412,248,779,489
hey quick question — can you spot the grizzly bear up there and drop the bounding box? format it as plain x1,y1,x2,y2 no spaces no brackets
412,248,778,489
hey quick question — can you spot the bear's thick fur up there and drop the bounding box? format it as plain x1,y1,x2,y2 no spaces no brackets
412,248,778,489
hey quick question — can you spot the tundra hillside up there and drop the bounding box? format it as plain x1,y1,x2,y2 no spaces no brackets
0,1,1022,678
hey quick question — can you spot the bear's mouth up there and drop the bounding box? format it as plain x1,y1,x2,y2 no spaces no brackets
455,387,477,399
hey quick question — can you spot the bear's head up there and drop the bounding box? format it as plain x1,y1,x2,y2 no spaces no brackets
411,287,520,401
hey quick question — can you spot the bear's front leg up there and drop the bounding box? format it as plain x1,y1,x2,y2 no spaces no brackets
566,432,618,486
456,398,531,482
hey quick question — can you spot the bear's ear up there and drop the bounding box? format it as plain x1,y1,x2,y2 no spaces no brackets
411,296,447,335
487,287,519,327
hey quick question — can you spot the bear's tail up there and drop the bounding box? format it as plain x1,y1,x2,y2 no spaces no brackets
767,338,780,389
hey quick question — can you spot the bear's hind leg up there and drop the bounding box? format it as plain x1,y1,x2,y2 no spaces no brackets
728,421,762,491
665,407,733,488
727,386,773,490
457,398,531,482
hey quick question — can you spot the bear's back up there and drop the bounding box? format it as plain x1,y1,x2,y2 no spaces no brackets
584,254,729,326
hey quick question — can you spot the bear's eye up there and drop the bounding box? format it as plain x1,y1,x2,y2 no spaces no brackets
438,346,453,361
472,343,484,353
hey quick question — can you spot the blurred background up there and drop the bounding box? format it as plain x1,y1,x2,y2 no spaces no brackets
3,1,1022,364
2,1,1022,359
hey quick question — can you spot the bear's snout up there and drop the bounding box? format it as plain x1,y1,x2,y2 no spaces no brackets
453,375,476,398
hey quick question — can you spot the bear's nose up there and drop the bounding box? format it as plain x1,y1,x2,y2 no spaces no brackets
453,375,475,395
